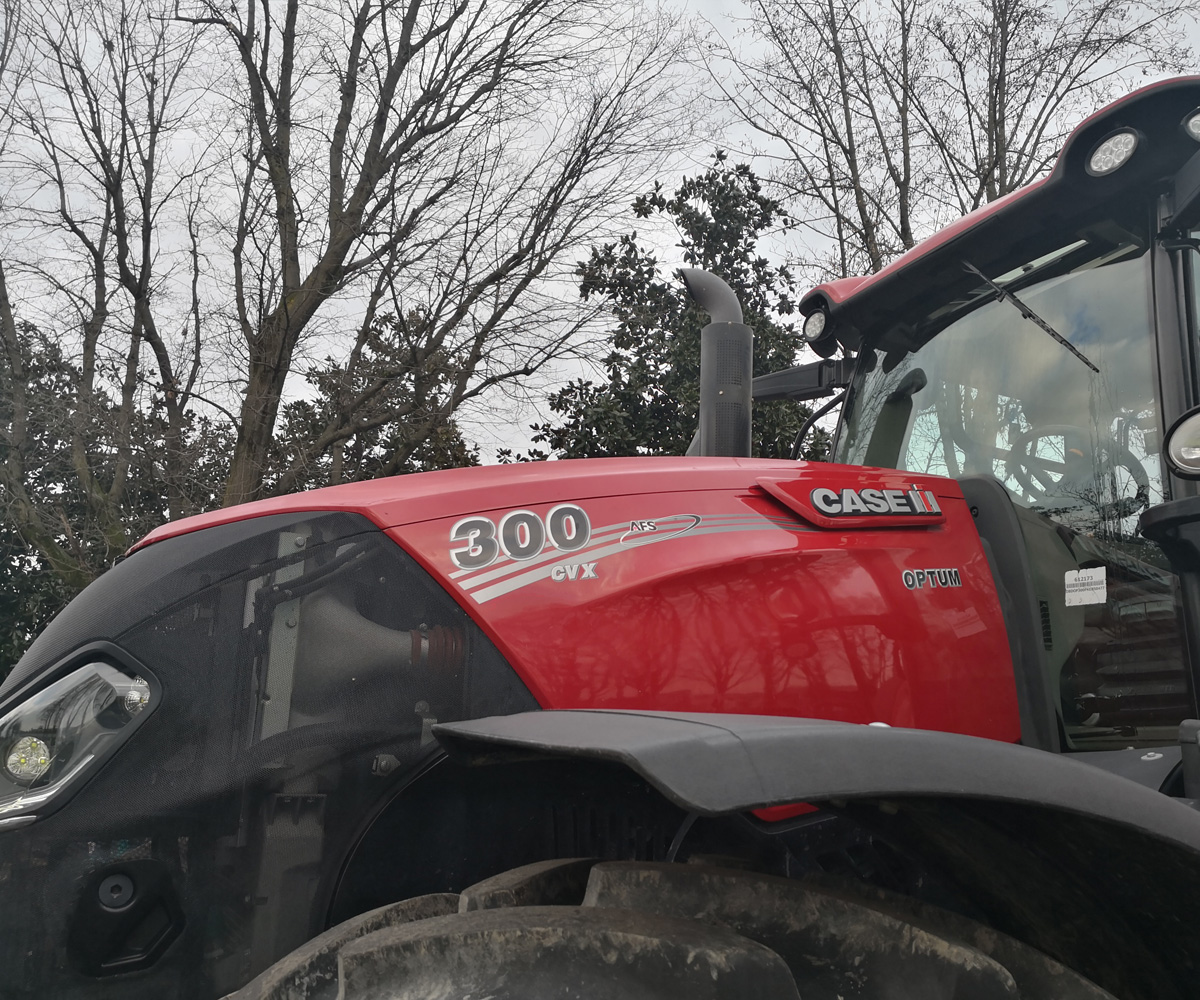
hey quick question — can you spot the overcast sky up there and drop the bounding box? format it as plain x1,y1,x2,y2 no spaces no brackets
468,0,1200,460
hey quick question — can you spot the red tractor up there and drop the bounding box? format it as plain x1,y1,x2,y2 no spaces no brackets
7,77,1200,999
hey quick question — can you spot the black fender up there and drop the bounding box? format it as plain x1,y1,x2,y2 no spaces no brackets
434,710,1200,998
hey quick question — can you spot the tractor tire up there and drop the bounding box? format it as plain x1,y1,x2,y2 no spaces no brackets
226,858,1118,1000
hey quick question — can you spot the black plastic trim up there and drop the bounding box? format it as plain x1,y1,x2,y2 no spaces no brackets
752,358,854,403
957,476,1059,752
434,710,1200,850
1072,744,1182,792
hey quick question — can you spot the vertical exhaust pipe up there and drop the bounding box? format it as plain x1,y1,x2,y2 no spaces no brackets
681,268,753,457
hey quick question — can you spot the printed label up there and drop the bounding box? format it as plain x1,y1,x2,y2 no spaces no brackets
550,562,598,582
1065,567,1106,606
619,514,701,546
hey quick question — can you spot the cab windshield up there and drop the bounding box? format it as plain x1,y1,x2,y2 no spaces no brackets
834,220,1191,749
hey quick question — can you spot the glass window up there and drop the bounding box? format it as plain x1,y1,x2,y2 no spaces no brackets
836,236,1190,749
839,249,1161,525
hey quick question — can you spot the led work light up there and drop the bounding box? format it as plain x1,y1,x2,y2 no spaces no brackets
0,661,156,823
802,309,827,342
1086,129,1138,176
1184,108,1200,142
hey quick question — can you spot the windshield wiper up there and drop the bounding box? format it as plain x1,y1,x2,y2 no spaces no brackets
963,260,1100,374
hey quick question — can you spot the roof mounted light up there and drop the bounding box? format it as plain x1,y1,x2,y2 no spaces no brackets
1086,128,1139,177
801,309,827,343
1183,108,1200,143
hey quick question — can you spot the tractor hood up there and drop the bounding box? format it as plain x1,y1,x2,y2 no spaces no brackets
129,457,812,548
4,455,1018,753
379,458,1020,742
11,456,1017,743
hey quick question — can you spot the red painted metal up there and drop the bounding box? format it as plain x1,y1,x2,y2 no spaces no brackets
133,458,803,548
386,460,1020,742
802,184,1040,311
752,803,820,822
131,457,1020,743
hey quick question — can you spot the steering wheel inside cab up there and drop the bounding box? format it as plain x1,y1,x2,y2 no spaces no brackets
1003,425,1150,519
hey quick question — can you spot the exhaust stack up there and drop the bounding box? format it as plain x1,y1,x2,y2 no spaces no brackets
681,268,753,458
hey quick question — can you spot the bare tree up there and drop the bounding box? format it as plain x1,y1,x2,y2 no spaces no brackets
713,0,1193,278
919,0,1191,212
268,12,691,493
0,0,217,587
710,0,928,275
0,0,694,618
170,0,691,504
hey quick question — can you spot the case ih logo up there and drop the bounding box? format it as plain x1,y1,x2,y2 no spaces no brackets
810,487,942,517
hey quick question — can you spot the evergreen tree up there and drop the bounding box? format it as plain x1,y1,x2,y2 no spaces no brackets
269,317,481,495
521,155,829,461
0,324,232,677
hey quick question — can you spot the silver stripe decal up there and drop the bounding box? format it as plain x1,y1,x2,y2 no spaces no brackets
447,520,630,580
455,513,714,589
447,512,805,586
468,521,804,605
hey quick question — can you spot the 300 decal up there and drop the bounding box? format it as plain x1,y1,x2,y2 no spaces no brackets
449,504,591,570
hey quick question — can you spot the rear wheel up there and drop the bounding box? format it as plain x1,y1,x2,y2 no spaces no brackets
228,858,1116,1000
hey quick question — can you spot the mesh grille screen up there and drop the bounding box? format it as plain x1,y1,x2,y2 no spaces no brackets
0,512,534,999
2,513,369,701
716,340,746,385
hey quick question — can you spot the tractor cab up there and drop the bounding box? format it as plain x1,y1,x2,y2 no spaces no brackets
797,77,1200,751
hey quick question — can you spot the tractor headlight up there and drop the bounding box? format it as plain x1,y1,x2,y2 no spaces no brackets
5,736,51,783
0,660,156,825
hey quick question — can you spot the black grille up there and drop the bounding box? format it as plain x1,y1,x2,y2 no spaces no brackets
1039,600,1053,650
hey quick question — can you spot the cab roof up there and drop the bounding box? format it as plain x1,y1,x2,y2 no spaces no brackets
800,76,1200,347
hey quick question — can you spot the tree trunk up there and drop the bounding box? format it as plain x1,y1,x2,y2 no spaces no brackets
224,321,299,505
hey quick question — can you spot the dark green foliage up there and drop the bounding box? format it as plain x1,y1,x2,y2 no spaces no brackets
1,312,482,678
0,329,106,673
0,523,74,674
273,390,479,490
519,155,830,462
269,315,480,493
0,325,233,677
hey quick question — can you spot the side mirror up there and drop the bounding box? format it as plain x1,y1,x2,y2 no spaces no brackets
1163,405,1200,479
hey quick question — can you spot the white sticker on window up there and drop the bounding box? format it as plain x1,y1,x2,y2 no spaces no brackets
1065,567,1106,606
